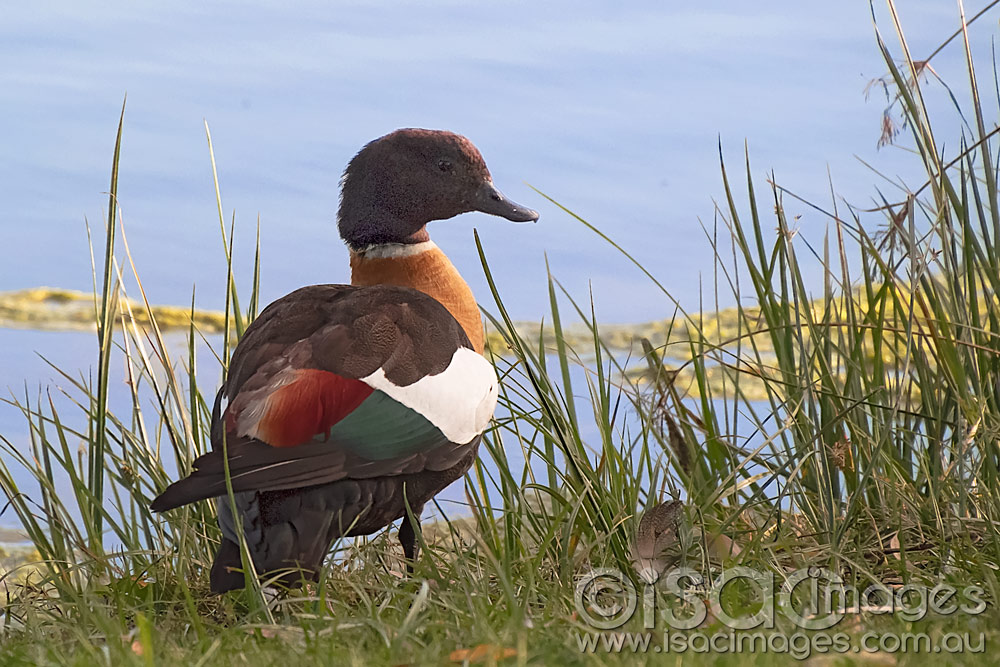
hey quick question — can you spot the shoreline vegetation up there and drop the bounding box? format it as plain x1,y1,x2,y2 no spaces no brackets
0,286,719,350
0,527,39,587
0,285,945,403
0,286,783,401
4,4,1000,664
0,287,231,335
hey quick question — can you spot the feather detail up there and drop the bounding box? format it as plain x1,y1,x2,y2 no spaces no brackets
239,369,374,448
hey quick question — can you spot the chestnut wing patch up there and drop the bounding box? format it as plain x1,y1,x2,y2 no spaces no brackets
243,369,375,448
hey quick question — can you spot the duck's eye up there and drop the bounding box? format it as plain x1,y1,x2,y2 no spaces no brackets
437,159,453,173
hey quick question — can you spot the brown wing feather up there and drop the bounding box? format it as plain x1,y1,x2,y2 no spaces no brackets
149,431,476,511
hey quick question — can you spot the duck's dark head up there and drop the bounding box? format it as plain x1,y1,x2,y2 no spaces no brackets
338,128,538,249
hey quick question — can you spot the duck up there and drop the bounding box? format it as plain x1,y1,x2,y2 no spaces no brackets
150,128,538,592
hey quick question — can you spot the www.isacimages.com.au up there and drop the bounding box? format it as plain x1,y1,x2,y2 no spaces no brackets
573,629,986,659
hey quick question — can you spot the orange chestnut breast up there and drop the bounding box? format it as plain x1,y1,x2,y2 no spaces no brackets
349,242,485,354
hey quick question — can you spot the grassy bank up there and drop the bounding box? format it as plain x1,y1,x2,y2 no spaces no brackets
3,3,1000,664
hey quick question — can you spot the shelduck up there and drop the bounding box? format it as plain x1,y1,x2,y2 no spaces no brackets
150,129,538,592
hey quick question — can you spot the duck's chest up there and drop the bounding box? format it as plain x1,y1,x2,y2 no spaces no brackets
349,242,484,354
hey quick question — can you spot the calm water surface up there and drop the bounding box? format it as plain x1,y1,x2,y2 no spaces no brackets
1,2,997,528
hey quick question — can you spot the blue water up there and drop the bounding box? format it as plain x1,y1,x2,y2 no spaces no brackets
2,1,998,533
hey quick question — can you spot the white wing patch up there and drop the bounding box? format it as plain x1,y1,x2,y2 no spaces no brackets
361,347,498,444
